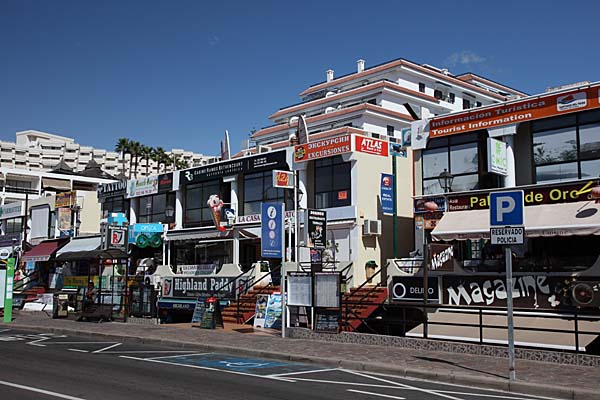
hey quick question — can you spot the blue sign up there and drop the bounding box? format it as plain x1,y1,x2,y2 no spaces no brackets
128,223,164,247
389,142,406,158
108,212,128,226
490,191,524,226
381,174,394,214
261,203,284,258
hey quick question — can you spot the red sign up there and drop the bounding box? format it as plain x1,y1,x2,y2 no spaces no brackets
337,191,348,200
294,134,352,162
430,83,600,138
354,136,389,156
273,170,294,189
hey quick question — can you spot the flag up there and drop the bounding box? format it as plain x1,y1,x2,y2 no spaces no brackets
297,114,309,144
221,130,231,161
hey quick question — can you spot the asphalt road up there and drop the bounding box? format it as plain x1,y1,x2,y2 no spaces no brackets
0,328,565,400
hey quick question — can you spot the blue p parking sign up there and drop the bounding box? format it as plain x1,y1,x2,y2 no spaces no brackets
490,191,524,226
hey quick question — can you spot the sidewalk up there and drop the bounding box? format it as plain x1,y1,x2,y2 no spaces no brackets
2,311,599,400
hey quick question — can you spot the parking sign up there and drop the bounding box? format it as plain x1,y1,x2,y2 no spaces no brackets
490,191,525,245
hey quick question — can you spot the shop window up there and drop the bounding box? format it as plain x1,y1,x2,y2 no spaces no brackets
137,193,175,224
174,240,233,270
2,217,22,234
243,171,289,216
314,155,351,209
184,180,222,228
532,110,600,183
422,133,488,194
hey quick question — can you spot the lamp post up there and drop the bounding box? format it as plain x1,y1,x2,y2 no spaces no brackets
71,204,81,237
437,169,454,194
163,206,175,266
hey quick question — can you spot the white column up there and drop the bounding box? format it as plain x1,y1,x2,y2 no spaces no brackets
175,190,184,229
298,169,308,210
129,198,138,225
504,135,516,188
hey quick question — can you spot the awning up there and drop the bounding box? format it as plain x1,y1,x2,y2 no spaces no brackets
407,309,600,351
55,236,125,261
166,228,233,242
42,178,71,191
22,239,68,262
432,201,600,241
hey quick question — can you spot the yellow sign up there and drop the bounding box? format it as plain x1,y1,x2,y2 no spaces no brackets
55,191,75,208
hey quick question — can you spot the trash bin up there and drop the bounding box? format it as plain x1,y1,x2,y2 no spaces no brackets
52,293,69,319
365,260,378,284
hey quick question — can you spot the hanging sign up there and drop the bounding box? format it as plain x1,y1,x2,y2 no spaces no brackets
261,203,284,258
487,138,508,176
55,191,76,208
381,174,394,214
354,135,389,157
294,134,351,163
305,209,327,249
273,170,294,189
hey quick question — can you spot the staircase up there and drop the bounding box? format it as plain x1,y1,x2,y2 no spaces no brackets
341,286,388,332
221,285,280,324
17,286,46,306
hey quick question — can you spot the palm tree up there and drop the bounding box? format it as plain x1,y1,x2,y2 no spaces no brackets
141,145,153,176
150,147,161,175
175,159,189,170
154,147,167,173
115,138,130,178
129,141,141,178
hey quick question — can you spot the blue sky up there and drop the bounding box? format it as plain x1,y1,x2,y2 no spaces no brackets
1,1,599,156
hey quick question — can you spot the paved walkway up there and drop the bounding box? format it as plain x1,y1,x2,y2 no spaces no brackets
2,311,599,400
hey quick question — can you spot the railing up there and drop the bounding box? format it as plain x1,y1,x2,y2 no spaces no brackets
342,266,386,334
13,270,39,293
234,264,282,324
210,263,256,300
385,302,600,354
0,186,38,195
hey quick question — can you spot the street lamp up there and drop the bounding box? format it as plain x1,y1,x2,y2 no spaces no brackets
437,169,454,193
165,205,175,219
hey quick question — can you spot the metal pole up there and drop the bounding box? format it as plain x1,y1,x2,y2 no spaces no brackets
505,246,516,381
392,155,397,259
287,217,292,262
294,171,299,263
423,242,428,339
281,265,286,338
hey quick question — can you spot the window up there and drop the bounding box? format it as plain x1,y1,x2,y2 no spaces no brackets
243,171,289,215
101,197,130,219
418,83,425,93
175,240,233,270
185,180,222,227
462,99,471,110
2,217,22,234
422,133,490,194
532,109,600,183
314,156,351,208
137,193,175,224
386,125,394,136
434,89,443,100
448,93,455,104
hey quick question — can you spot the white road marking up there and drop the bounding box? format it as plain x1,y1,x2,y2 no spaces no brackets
269,368,339,377
35,341,118,345
92,343,122,353
68,349,89,353
0,379,86,400
288,378,404,389
145,352,213,360
436,391,548,400
343,369,465,400
119,355,296,382
347,389,406,399
0,329,10,333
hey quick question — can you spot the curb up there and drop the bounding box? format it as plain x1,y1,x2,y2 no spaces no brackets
4,322,598,400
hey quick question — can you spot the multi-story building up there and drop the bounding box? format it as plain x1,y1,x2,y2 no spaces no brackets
0,130,217,178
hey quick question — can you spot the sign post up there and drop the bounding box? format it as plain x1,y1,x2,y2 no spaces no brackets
3,257,15,323
490,190,524,382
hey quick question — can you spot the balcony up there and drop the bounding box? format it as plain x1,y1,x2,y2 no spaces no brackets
0,185,38,195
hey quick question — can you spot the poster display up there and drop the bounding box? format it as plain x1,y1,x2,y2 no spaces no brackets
263,292,282,329
287,274,312,306
254,294,269,328
314,272,340,308
306,209,327,249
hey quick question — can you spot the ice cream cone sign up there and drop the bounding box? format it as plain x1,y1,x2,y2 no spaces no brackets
207,194,226,232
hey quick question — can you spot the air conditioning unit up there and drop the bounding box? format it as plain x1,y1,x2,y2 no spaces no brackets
363,219,382,236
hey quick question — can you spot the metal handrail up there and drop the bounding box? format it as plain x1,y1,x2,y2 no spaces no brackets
342,266,386,332
234,264,281,324
13,270,39,293
209,263,255,299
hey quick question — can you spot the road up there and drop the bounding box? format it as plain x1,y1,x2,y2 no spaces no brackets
0,328,565,400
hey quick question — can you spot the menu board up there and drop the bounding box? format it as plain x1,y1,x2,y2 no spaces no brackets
314,273,340,308
288,274,312,306
191,296,206,324
199,297,223,329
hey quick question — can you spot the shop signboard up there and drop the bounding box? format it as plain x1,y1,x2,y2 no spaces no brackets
158,173,174,193
162,276,237,298
380,173,394,214
107,226,127,251
273,170,294,189
389,142,406,158
177,264,217,275
181,151,287,184
487,138,508,176
447,179,600,211
442,275,588,309
354,135,389,157
0,202,24,220
391,277,439,302
237,210,294,224
314,308,340,334
305,209,327,249
428,243,455,272
98,180,127,200
261,203,284,258
401,127,411,147
413,196,446,213
127,176,159,198
294,134,351,163
429,83,600,138
55,191,76,208
128,223,164,247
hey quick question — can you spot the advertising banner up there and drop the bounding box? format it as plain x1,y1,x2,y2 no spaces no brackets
57,207,73,237
428,244,454,272
273,170,294,189
264,292,282,329
98,180,127,200
158,173,174,193
429,83,600,138
254,294,269,328
0,202,24,220
391,277,439,302
294,134,351,163
55,191,75,208
380,173,394,214
261,203,284,258
487,138,508,176
107,226,127,251
306,209,327,249
127,176,159,198
128,223,164,247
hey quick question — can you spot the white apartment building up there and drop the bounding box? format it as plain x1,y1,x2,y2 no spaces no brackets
0,130,217,178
